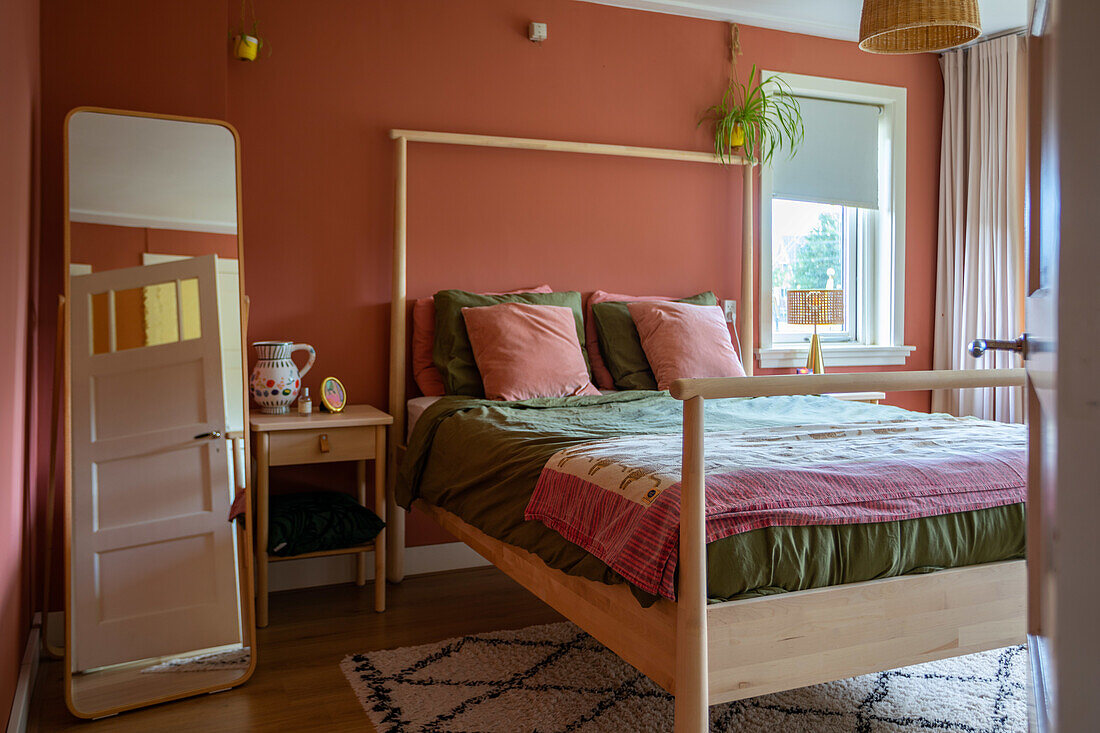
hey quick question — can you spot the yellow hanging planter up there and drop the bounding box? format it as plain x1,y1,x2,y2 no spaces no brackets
727,123,745,148
233,34,259,61
232,1,268,62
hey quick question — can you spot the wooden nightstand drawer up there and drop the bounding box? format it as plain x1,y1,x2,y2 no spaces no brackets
267,425,376,466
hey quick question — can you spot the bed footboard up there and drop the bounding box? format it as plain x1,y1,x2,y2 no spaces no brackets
669,368,1027,732
705,560,1025,704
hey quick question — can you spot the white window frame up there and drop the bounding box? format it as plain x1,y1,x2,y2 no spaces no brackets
758,72,915,368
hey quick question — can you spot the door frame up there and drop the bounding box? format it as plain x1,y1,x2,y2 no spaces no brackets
1024,0,1100,729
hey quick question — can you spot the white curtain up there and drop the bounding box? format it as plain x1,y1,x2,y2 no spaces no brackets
932,35,1027,422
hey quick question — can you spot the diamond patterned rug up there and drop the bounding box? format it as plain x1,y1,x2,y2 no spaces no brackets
341,622,1026,732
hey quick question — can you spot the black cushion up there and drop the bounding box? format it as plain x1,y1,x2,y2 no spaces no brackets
267,491,384,557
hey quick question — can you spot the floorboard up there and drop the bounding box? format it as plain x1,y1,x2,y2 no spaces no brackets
28,567,564,732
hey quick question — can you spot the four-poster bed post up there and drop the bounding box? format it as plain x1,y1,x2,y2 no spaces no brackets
384,129,1027,732
386,134,409,581
740,163,753,375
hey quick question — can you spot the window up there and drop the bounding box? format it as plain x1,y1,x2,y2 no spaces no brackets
759,73,914,368
771,199,857,342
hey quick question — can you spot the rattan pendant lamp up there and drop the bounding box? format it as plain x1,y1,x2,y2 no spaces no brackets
859,0,981,54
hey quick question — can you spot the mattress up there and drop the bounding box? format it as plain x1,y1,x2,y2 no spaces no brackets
406,392,614,441
406,396,442,442
396,391,1026,606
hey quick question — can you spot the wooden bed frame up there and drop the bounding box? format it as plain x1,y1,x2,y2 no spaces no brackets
384,128,1028,731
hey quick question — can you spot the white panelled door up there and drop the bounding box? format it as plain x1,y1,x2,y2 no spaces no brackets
141,253,244,435
70,254,241,671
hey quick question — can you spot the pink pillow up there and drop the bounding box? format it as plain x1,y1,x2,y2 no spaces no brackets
461,303,601,401
627,302,745,391
412,285,552,396
584,290,675,390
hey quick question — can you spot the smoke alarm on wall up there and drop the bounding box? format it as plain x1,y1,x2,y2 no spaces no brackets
529,22,547,43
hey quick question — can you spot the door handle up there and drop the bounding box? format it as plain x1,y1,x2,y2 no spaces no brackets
967,335,1027,359
193,430,223,440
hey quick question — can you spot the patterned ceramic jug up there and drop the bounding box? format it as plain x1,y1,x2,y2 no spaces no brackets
250,341,316,414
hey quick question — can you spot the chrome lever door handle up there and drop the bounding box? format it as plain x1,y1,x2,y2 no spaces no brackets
967,335,1027,358
194,430,223,440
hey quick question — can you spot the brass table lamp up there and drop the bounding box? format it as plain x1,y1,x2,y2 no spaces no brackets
786,289,845,374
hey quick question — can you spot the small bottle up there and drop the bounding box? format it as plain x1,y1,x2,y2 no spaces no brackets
297,387,312,416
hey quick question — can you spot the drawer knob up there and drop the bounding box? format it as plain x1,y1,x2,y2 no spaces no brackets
319,434,330,453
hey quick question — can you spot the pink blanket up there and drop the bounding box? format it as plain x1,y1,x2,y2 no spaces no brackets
524,416,1026,600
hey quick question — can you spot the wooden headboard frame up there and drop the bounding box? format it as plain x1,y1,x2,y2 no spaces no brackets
385,128,754,581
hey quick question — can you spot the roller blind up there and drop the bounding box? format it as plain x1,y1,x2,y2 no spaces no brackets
772,96,880,209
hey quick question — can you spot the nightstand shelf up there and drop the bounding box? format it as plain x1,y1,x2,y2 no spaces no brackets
251,404,393,627
823,391,886,404
267,543,377,562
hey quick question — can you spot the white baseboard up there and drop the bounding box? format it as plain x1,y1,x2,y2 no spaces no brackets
268,540,489,593
6,614,40,733
37,543,489,656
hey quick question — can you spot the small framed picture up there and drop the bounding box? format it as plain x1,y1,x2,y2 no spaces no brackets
319,376,346,413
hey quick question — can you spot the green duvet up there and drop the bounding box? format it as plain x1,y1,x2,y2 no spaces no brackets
397,392,1025,606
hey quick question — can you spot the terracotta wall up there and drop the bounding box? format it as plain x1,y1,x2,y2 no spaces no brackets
0,0,38,720
36,0,943,562
69,222,237,271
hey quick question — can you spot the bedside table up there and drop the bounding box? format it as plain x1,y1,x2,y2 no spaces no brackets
823,391,886,404
251,404,393,627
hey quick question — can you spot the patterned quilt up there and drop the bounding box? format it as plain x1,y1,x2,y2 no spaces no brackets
525,415,1026,600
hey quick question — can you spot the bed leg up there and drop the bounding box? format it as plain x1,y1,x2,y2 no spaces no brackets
385,502,405,583
675,396,708,732
385,452,406,583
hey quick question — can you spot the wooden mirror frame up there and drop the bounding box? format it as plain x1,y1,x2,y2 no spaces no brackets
60,106,256,718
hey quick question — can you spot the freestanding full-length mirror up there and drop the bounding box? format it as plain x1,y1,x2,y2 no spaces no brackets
63,108,255,717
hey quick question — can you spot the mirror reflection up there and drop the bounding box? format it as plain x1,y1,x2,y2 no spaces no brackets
65,109,253,716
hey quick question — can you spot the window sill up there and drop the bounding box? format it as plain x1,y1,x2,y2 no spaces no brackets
755,343,916,368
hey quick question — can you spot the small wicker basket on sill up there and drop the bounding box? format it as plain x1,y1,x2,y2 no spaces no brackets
859,0,981,55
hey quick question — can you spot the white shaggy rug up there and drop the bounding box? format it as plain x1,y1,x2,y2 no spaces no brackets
141,648,251,673
341,622,1026,732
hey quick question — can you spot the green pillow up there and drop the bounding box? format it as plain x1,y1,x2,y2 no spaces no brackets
267,491,385,557
433,289,588,396
592,291,718,390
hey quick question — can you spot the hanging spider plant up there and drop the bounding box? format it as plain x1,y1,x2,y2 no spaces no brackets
231,0,270,61
701,63,805,165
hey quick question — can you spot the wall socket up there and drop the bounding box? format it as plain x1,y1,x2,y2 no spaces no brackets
722,299,736,323
528,22,547,42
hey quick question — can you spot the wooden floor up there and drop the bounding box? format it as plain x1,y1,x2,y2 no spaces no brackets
28,567,564,732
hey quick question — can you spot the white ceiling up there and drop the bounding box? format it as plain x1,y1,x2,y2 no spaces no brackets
68,112,237,234
578,0,1029,43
